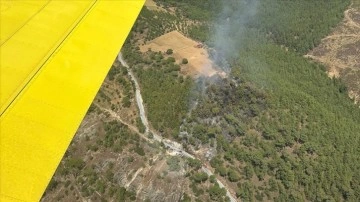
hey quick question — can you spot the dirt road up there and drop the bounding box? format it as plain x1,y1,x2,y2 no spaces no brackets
117,53,238,202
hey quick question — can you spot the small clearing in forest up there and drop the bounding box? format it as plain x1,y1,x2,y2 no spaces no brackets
306,4,360,103
140,30,225,78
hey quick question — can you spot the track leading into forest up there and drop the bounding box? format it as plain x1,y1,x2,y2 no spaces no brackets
116,53,238,202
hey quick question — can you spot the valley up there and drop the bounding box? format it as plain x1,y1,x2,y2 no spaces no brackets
42,0,360,201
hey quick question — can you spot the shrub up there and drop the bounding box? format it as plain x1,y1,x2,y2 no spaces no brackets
166,49,173,55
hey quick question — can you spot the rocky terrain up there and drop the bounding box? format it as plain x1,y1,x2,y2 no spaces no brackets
306,3,360,103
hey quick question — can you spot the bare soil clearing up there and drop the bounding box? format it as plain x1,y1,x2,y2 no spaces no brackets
306,4,360,103
140,30,225,78
144,0,166,12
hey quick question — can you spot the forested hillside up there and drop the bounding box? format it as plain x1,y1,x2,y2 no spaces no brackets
43,0,359,201
138,0,360,201
162,0,349,52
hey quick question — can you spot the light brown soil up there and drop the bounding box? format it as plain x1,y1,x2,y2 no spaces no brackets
140,30,225,78
144,0,166,12
306,4,360,103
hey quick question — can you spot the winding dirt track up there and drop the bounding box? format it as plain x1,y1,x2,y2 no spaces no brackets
114,53,238,202
344,7,360,29
324,34,360,40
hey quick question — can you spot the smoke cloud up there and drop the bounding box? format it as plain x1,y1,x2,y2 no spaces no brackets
189,0,261,111
209,0,259,73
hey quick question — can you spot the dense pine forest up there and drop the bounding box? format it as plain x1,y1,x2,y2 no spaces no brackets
123,0,359,201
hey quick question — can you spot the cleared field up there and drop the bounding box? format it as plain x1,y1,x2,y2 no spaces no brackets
306,4,360,103
140,30,224,77
144,0,165,12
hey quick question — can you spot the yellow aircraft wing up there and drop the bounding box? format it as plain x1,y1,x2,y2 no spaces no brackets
0,0,144,201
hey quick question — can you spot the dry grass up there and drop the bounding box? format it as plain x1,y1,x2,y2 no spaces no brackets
140,30,225,78
144,0,166,12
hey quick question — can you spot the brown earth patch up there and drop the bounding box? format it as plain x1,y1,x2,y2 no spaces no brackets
140,30,225,78
144,0,166,12
306,4,360,103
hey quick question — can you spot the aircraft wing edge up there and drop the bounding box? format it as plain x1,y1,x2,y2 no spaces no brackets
0,1,144,201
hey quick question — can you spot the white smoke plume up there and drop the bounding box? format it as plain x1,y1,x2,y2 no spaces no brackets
209,0,259,73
